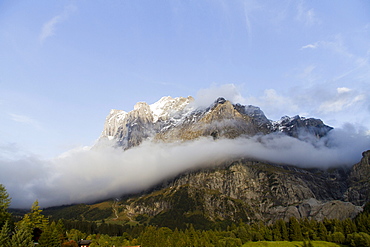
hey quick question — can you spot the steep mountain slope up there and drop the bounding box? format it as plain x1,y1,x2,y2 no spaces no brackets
54,96,368,228
44,155,368,229
109,157,366,229
99,96,194,149
98,96,332,148
345,150,370,205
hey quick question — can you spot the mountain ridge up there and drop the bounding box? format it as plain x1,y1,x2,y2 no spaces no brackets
42,154,368,228
42,96,369,228
98,96,333,150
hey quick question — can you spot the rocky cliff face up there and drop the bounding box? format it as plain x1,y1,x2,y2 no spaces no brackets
273,115,333,139
99,96,193,149
98,97,332,148
155,98,271,142
116,158,364,227
345,150,370,205
94,96,368,226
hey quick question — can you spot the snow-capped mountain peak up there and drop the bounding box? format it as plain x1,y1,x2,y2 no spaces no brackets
101,109,127,140
149,96,194,122
98,96,333,149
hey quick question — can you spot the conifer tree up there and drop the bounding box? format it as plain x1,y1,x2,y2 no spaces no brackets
186,224,200,245
139,225,157,247
317,221,328,241
329,231,345,244
170,228,181,246
343,218,357,236
275,219,289,241
235,223,251,243
38,222,61,247
300,218,312,240
56,219,67,243
289,217,303,241
11,222,34,247
272,223,282,241
66,229,86,242
0,221,10,247
18,200,49,232
205,229,218,246
0,184,11,228
347,232,370,247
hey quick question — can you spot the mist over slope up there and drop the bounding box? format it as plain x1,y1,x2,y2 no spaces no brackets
1,94,369,209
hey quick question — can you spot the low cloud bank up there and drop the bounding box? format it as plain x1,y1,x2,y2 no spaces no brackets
1,126,369,209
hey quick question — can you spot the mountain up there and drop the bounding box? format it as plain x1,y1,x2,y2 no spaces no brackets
98,96,332,149
45,96,369,229
99,96,194,149
345,150,370,205
112,158,365,229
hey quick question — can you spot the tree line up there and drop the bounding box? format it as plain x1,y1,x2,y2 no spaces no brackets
1,184,370,246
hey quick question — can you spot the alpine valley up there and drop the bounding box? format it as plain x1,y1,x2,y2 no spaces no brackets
43,96,370,229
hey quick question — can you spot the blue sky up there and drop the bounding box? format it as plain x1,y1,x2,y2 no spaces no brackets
1,0,370,158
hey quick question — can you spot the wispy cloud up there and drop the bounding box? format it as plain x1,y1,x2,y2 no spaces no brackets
247,89,300,118
318,88,366,114
296,0,320,26
302,65,316,75
242,1,253,44
2,125,369,208
1,84,370,208
300,33,370,83
194,84,246,108
302,36,357,61
219,0,261,45
193,84,370,132
242,84,370,132
39,4,76,43
337,87,351,94
9,113,41,129
301,43,318,49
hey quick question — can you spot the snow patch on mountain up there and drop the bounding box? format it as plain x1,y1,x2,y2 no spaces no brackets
102,109,127,140
98,96,334,150
99,96,194,143
150,96,194,122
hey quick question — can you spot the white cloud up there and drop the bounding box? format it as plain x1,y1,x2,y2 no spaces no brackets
1,127,369,208
301,43,318,49
194,83,369,134
297,64,318,83
337,87,351,94
10,113,34,124
9,113,41,129
39,4,76,43
241,84,369,134
308,36,369,73
242,0,255,43
194,84,246,108
296,1,319,26
301,38,352,56
1,84,370,208
246,89,300,120
318,88,366,114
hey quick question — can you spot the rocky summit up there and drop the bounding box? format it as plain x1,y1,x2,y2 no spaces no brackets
54,96,369,227
98,96,332,149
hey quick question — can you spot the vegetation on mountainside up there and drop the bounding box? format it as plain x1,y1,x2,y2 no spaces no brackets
43,203,113,221
0,184,11,227
3,181,370,246
38,153,369,231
